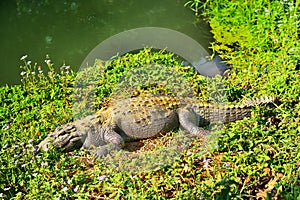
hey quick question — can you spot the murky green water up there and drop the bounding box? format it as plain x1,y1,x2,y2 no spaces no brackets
0,0,212,85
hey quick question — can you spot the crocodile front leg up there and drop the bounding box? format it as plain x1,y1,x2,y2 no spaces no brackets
83,124,125,158
178,108,211,137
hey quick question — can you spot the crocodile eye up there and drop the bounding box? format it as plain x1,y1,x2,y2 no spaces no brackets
141,118,147,122
134,119,141,123
113,109,120,114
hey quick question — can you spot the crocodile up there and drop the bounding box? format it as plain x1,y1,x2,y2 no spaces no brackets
35,95,274,158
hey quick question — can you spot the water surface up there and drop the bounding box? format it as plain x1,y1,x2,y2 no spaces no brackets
0,0,212,85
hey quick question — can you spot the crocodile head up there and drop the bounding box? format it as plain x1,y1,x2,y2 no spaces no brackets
34,123,87,154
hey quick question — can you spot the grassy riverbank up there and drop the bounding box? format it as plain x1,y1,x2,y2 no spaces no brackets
186,0,300,198
1,0,299,199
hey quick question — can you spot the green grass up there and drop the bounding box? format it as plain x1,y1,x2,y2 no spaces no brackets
1,0,300,199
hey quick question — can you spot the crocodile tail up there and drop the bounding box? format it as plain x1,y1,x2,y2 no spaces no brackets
214,105,252,123
219,96,275,123
194,104,252,124
194,96,275,125
239,96,275,107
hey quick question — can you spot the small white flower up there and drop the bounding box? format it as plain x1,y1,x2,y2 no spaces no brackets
45,59,51,65
186,152,193,156
20,142,25,146
20,71,27,76
61,65,70,70
20,55,28,60
97,175,107,181
62,187,68,192
130,175,136,179
14,160,18,165
203,158,210,168
27,61,32,65
14,154,19,158
13,145,18,149
67,179,72,184
73,186,79,192
31,71,35,75
2,124,10,130
32,172,38,177
4,187,11,191
21,164,26,168
41,161,48,166
0,193,3,197
28,139,34,143
3,143,8,149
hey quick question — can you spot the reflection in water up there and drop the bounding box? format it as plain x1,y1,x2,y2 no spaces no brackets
0,0,212,85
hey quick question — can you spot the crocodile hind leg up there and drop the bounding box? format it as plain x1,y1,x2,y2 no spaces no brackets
178,108,211,137
83,124,125,158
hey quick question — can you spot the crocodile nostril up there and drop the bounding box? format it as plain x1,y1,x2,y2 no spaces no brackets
33,145,40,155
